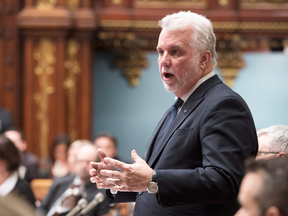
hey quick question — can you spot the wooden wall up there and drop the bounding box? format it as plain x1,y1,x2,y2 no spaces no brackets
0,0,287,159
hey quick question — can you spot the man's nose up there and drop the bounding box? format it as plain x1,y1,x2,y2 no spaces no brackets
159,52,171,68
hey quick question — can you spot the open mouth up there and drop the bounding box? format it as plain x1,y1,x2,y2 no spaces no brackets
163,72,174,79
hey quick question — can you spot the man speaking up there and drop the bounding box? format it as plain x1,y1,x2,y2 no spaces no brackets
90,11,258,216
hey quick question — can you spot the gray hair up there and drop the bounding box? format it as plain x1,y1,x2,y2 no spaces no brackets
158,11,217,67
257,125,288,154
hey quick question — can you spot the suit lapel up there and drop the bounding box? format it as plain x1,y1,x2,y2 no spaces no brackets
147,97,204,167
145,109,170,162
147,75,223,167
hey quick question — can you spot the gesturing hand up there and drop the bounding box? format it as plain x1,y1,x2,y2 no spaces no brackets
89,149,117,189
100,149,153,192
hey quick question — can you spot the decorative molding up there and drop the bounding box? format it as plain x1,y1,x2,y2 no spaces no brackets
117,49,149,86
71,8,97,29
98,20,288,33
99,20,159,30
217,0,230,6
216,34,245,87
241,0,288,9
97,31,149,86
67,0,80,9
17,7,73,29
36,0,57,10
64,39,81,141
33,38,56,158
213,22,288,33
133,0,207,8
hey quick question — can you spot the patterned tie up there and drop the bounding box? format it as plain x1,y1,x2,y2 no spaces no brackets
152,98,184,152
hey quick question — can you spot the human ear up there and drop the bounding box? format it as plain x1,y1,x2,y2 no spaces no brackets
278,152,287,157
265,206,281,216
200,50,211,70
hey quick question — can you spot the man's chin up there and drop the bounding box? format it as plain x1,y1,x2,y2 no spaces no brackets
163,83,178,95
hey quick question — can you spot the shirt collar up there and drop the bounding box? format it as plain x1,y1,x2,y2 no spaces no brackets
179,71,215,104
0,171,18,196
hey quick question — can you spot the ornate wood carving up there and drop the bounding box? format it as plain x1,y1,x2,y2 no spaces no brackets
33,38,56,158
64,39,80,141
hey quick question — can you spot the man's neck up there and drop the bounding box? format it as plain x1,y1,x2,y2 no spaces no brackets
0,171,11,185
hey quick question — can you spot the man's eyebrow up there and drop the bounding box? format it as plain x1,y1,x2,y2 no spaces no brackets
156,45,183,50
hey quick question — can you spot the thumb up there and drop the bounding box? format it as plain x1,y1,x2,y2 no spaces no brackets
97,148,107,161
131,149,142,163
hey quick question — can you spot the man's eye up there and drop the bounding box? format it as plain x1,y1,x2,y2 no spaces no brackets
158,50,164,55
172,50,179,55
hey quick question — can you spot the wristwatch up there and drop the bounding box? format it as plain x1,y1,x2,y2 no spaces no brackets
147,170,159,194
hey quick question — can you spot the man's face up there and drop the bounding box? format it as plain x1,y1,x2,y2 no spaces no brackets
95,137,117,159
235,172,262,216
256,134,278,160
75,145,97,182
4,131,27,152
157,27,201,98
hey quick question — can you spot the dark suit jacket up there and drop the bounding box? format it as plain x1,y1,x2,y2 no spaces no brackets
107,75,258,216
39,174,110,216
21,151,39,182
11,177,36,207
0,107,13,134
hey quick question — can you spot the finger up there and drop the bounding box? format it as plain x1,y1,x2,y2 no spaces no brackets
100,170,121,178
131,149,143,163
89,169,97,176
97,148,107,160
103,157,127,170
90,176,97,183
90,162,99,169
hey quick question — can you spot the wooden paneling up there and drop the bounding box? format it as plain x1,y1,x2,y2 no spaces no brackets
0,0,22,127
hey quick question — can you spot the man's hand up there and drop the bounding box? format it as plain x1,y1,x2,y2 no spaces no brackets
99,149,153,192
89,149,117,189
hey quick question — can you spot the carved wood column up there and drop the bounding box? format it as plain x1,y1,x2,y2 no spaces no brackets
17,0,96,159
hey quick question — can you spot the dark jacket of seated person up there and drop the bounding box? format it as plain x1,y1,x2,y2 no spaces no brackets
39,143,110,216
0,135,36,207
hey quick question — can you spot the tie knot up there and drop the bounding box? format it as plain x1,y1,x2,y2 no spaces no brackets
173,98,184,109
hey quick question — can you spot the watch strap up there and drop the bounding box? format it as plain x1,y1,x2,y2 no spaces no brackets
152,170,157,183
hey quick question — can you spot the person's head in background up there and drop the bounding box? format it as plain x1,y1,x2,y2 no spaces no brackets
0,135,20,185
256,125,288,160
67,139,92,174
74,143,99,183
4,127,27,153
50,133,71,178
94,132,118,159
235,157,288,216
50,133,70,164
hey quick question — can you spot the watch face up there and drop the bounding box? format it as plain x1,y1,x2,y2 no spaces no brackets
148,182,159,194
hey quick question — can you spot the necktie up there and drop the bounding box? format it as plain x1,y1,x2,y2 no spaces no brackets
49,183,81,216
152,98,184,152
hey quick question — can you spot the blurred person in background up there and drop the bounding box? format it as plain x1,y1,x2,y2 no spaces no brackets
235,157,288,216
39,141,110,216
256,125,288,160
94,132,130,163
0,107,13,134
0,135,36,207
50,133,71,178
67,139,93,175
4,127,39,182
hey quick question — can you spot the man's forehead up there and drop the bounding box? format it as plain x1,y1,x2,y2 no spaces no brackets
258,133,270,150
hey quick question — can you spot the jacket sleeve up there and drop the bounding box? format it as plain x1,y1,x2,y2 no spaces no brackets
106,190,137,204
